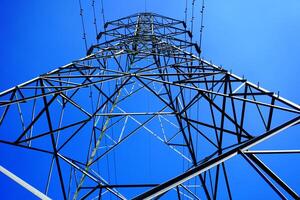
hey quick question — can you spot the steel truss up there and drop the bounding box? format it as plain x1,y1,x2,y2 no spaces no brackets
0,12,299,199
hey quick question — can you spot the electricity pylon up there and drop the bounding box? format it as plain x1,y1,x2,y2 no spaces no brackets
0,12,299,200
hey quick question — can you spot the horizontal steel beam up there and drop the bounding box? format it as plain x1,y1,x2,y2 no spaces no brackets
95,111,176,116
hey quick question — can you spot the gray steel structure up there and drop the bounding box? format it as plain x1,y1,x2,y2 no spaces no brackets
0,12,299,199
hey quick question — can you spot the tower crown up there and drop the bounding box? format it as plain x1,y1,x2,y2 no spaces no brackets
91,12,200,56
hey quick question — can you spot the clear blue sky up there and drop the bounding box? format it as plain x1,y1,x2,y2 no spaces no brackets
0,0,299,103
0,0,299,199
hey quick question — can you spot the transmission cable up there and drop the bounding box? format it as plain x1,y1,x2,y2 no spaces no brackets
78,0,88,52
199,0,205,56
190,0,196,43
189,0,196,73
100,0,106,25
91,0,99,43
100,0,107,42
184,0,188,43
184,0,188,26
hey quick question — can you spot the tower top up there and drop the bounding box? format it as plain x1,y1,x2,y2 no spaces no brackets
90,12,200,56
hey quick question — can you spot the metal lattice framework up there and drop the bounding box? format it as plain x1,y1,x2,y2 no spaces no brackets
0,12,299,199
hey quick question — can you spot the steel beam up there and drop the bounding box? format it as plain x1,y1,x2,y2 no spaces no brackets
133,116,300,199
0,165,51,200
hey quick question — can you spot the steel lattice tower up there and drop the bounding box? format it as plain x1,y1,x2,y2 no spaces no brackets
0,13,299,199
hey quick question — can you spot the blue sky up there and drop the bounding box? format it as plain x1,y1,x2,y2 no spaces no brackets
0,0,299,102
0,0,299,199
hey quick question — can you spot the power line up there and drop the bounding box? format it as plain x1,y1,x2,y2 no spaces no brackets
78,0,88,52
184,0,188,26
100,0,107,42
100,0,106,27
184,0,188,41
190,0,196,41
199,0,205,56
91,0,99,43
190,0,196,57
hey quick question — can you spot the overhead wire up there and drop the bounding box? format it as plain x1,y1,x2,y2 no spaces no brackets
189,0,196,75
100,0,108,42
184,0,188,42
189,0,196,120
78,0,88,52
184,0,188,25
199,0,205,57
100,0,106,25
91,0,99,43
190,0,196,43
